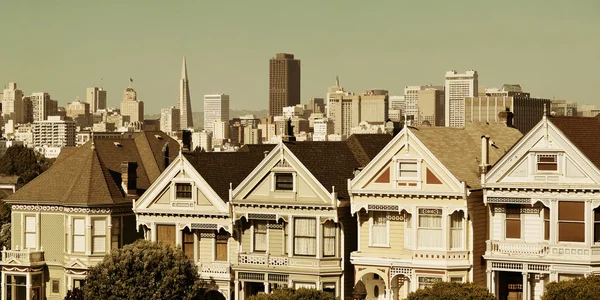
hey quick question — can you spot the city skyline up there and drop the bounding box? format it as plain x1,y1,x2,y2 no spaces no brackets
1,1,598,114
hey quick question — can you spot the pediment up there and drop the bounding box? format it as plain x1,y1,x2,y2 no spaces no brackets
65,258,87,269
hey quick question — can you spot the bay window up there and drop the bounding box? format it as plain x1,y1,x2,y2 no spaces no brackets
417,208,442,248
73,218,86,253
450,211,463,249
294,218,316,256
253,221,268,252
323,221,336,257
370,211,388,246
92,219,106,254
558,201,584,243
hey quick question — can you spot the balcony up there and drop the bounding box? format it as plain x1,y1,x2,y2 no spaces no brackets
237,253,341,269
196,262,231,280
1,247,45,266
486,240,600,263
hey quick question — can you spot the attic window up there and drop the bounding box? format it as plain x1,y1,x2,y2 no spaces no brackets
537,154,558,172
175,183,192,199
275,173,294,191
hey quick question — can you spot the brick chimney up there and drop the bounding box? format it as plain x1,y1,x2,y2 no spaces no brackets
121,161,138,195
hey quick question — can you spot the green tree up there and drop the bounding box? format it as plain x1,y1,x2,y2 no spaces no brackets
406,282,495,300
0,145,54,183
64,287,83,300
246,287,335,300
83,240,216,300
541,275,600,300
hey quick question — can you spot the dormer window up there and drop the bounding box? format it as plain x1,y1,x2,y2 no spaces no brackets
275,173,294,191
398,162,418,178
537,154,558,172
394,159,421,188
175,183,192,199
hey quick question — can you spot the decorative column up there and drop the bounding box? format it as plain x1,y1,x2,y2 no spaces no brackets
522,272,529,300
233,280,239,300
288,216,294,258
585,199,592,246
86,216,92,255
316,217,322,259
25,273,32,300
151,223,157,242
550,199,557,244
264,281,270,294
175,224,182,247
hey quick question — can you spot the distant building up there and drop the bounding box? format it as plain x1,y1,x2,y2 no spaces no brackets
120,87,144,124
30,92,58,122
179,57,193,129
485,84,530,97
192,130,212,152
243,127,262,145
550,100,577,116
282,105,304,120
313,118,334,141
329,93,360,138
327,77,349,119
2,82,25,124
66,98,91,127
308,97,325,114
464,96,551,134
445,70,478,127
160,106,180,134
204,94,229,132
213,120,229,140
269,53,301,117
360,89,388,124
14,124,33,147
351,121,385,135
33,116,76,149
86,87,107,113
417,87,445,126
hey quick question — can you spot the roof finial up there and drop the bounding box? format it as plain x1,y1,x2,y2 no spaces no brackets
404,113,408,128
543,103,547,120
90,129,95,151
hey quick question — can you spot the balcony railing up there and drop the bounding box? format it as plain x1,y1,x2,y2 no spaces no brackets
1,247,45,265
197,262,230,275
486,240,600,262
237,253,341,269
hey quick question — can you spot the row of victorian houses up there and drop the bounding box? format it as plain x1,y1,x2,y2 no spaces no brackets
1,113,600,300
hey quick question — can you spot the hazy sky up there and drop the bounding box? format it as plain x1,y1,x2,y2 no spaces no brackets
1,0,599,114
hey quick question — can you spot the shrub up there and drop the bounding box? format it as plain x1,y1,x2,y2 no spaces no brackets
246,287,335,300
541,275,600,300
406,281,495,300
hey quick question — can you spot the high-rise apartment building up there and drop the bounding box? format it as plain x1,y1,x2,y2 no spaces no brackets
329,94,360,138
30,92,58,122
160,106,181,134
192,130,212,152
2,82,25,124
269,53,300,117
550,100,577,116
33,116,76,148
203,94,229,132
360,89,388,124
464,96,550,134
403,86,422,120
212,120,229,140
445,70,478,127
120,87,144,124
313,118,334,141
179,57,193,129
389,95,405,111
417,87,445,126
86,87,107,114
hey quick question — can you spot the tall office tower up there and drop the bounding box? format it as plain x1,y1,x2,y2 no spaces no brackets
179,56,193,129
192,130,212,152
204,94,230,132
30,92,57,122
417,87,445,126
269,53,301,117
329,93,360,138
360,89,389,124
308,98,325,114
22,96,33,124
86,87,107,114
160,106,181,133
550,100,578,116
389,95,405,111
327,76,349,119
120,87,144,124
403,86,423,120
212,120,230,140
445,70,478,127
464,96,550,134
2,82,24,124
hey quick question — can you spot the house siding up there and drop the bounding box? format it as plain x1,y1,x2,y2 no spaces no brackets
40,214,65,263
11,212,21,249
467,191,487,286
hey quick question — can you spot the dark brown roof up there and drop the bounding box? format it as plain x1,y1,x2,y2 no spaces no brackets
183,145,276,200
548,115,600,169
7,132,179,206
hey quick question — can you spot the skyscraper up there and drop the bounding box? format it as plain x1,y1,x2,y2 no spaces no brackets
269,53,300,117
204,94,230,132
160,106,180,134
445,70,478,127
30,92,58,122
179,56,193,129
86,87,107,114
2,82,24,124
360,89,389,124
120,87,144,124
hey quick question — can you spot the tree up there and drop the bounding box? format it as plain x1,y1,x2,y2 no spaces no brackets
246,287,336,300
64,287,83,300
83,240,216,300
0,145,54,183
406,282,495,300
541,275,600,300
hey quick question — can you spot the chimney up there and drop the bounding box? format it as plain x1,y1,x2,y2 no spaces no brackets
121,161,138,195
176,130,192,151
506,109,514,128
480,136,490,176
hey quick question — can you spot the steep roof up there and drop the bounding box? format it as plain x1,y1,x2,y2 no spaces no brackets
410,123,522,189
7,132,179,206
548,114,600,170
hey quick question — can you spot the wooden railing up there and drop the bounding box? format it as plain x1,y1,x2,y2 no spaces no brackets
238,253,341,268
1,247,45,264
486,240,600,262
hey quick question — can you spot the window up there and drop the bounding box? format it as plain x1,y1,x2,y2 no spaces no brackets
283,222,289,254
450,211,464,249
52,279,60,294
450,277,464,283
253,221,267,252
544,207,551,241
176,183,192,199
398,161,418,178
404,213,413,248
215,234,228,261
417,208,443,248
275,173,293,191
25,215,36,249
294,218,316,256
418,277,442,289
373,286,380,297
182,229,194,259
73,218,86,253
371,211,388,246
537,154,558,171
559,201,585,242
92,219,106,254
595,207,600,243
5,275,26,300
505,205,521,239
111,217,121,250
157,225,176,247
323,221,336,257
73,279,86,289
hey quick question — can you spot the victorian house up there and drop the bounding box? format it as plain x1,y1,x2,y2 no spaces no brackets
0,132,178,300
349,123,522,300
229,135,391,300
483,114,600,299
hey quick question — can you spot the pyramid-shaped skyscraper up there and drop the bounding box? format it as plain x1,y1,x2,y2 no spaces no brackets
179,56,193,129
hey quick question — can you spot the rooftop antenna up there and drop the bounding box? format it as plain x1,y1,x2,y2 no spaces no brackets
100,77,104,89
336,75,340,87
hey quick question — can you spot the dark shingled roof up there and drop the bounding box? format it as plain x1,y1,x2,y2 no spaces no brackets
548,114,600,170
7,131,179,206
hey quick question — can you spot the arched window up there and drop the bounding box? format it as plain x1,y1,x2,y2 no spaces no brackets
450,211,464,249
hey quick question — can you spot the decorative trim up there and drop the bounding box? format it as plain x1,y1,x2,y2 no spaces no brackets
2,266,44,272
268,274,289,283
247,213,277,220
191,223,218,230
11,204,132,214
200,232,216,238
267,224,283,229
275,159,291,168
391,267,412,278
368,204,399,211
239,272,264,281
418,208,442,215
487,197,531,204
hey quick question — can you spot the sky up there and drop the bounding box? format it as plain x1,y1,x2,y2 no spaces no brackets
1,0,599,114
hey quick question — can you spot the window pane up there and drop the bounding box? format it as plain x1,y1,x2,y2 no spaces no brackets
595,223,600,243
182,231,194,259
93,237,106,253
559,202,584,221
538,163,558,171
73,236,85,252
215,235,228,261
294,218,316,255
157,225,176,247
25,216,36,233
73,219,85,235
93,220,106,235
275,174,294,191
559,222,585,242
323,221,336,256
254,221,267,252
176,183,192,198
506,219,521,239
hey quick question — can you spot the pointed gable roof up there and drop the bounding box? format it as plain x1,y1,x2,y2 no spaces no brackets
548,114,600,170
7,132,179,206
410,123,522,189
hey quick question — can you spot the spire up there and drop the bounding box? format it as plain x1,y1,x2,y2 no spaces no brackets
181,56,188,80
336,76,339,87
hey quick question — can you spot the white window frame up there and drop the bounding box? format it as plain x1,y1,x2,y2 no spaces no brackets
294,217,317,256
271,172,296,192
170,179,195,204
369,211,390,247
450,211,464,250
24,215,37,250
72,218,86,253
323,220,336,257
111,216,122,250
393,158,422,189
536,153,559,173
252,220,268,252
91,218,107,254
417,208,443,250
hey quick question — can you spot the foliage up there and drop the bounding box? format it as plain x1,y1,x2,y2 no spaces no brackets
246,287,336,300
0,145,54,183
541,275,600,300
64,287,84,300
83,240,216,300
406,282,495,300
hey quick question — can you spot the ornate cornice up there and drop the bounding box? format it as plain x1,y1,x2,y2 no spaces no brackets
12,204,132,214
